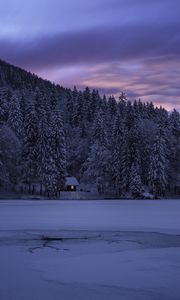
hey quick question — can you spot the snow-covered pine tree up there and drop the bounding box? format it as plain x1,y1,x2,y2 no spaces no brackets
118,92,127,119
21,103,38,192
7,95,22,139
148,123,168,196
83,109,110,194
119,128,130,194
50,110,66,195
139,119,157,186
125,101,134,130
146,102,156,119
129,163,143,198
91,110,107,146
0,87,11,123
37,109,66,197
128,121,141,168
111,114,124,196
0,125,9,188
83,87,92,123
34,88,45,118
87,89,100,123
66,90,74,127
42,152,59,198
0,125,21,189
84,141,111,194
36,111,48,195
73,91,84,127
107,96,117,118
49,90,58,111
38,120,59,197
106,95,118,137
124,105,142,192
168,109,180,193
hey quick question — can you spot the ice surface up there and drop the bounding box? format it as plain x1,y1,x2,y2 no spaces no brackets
0,199,180,300
0,199,180,233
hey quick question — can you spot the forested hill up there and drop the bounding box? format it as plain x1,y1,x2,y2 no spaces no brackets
0,58,180,198
0,58,65,92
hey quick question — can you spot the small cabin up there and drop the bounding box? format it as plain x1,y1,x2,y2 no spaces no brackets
65,177,79,192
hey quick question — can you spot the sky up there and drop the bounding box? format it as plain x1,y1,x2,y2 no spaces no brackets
0,0,180,110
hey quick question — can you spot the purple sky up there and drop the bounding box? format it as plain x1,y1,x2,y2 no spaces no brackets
0,0,180,110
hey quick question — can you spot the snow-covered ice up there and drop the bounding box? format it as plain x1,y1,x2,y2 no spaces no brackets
0,199,180,300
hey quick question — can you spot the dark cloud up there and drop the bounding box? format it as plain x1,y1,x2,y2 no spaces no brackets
0,21,180,70
0,0,180,110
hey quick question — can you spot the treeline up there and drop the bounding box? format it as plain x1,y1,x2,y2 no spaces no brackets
0,59,180,197
66,89,180,197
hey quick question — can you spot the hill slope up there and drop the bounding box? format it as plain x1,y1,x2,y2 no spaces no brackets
0,58,180,198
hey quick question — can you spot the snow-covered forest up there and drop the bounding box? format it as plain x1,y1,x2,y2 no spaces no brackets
0,59,180,198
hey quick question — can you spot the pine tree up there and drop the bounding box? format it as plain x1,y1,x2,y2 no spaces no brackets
74,91,84,127
148,124,168,196
7,95,22,139
88,89,99,122
83,87,92,123
118,92,127,119
168,110,180,193
83,109,110,194
50,110,66,194
34,88,44,118
0,87,11,123
0,125,21,188
129,164,143,198
42,151,58,198
66,90,74,127
21,103,38,192
84,141,111,194
0,126,9,188
128,121,141,167
36,109,66,197
91,110,106,146
107,96,117,117
119,129,130,194
36,111,48,194
111,114,124,196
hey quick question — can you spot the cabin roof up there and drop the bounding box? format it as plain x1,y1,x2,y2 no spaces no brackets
65,177,79,186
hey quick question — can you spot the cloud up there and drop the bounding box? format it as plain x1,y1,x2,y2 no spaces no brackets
0,20,180,71
0,0,180,110
37,58,180,110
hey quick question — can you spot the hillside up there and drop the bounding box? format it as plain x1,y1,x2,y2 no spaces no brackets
0,58,65,92
0,58,180,198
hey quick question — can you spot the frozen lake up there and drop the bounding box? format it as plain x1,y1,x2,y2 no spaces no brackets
0,199,180,300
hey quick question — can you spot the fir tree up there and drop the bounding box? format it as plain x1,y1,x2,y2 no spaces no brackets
7,95,22,139
0,125,21,188
148,124,168,196
50,110,66,194
66,90,74,127
21,103,38,192
91,110,106,146
118,92,127,119
168,110,180,193
84,141,111,194
36,111,48,194
129,164,143,198
111,114,124,196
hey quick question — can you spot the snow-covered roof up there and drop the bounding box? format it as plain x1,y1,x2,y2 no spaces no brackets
65,177,79,186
